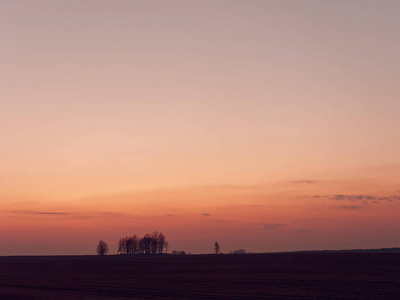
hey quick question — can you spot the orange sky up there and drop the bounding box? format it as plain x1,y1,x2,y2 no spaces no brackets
1,0,400,255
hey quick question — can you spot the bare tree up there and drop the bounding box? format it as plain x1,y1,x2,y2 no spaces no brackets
131,234,140,254
157,232,168,254
141,234,152,254
150,231,159,254
118,237,126,254
214,242,220,254
164,240,169,254
97,240,109,256
139,237,145,254
126,236,134,254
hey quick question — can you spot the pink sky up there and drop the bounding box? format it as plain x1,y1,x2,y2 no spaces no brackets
1,0,400,255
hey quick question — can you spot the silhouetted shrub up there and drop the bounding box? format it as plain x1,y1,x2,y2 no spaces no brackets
171,250,186,255
96,240,109,256
230,249,246,255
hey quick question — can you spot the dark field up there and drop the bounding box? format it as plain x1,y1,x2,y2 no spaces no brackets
1,252,400,299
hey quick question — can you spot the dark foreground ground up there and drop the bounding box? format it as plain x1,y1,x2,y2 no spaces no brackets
0,252,400,299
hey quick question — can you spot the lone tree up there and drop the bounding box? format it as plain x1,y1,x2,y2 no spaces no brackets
97,240,109,256
214,242,220,254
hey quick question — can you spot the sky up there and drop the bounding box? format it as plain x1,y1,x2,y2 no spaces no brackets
1,0,400,255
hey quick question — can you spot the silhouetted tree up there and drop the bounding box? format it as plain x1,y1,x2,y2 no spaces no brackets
131,234,140,254
141,233,152,254
127,237,134,254
150,231,159,254
97,240,109,256
139,237,145,254
157,232,169,254
118,237,126,254
214,242,220,254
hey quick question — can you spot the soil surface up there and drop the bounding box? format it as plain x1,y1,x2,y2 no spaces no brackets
0,252,399,299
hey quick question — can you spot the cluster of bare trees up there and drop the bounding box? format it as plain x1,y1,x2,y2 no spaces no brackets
118,232,168,255
97,238,245,256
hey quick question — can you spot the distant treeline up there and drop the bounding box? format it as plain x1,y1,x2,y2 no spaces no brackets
292,247,400,253
118,231,168,255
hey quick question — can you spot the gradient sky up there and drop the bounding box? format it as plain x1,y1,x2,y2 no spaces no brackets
1,0,400,255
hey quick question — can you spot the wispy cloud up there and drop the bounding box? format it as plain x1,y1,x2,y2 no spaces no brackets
294,180,316,184
331,194,375,201
295,229,315,234
338,205,362,210
306,194,400,207
202,213,211,216
6,210,69,215
330,194,400,204
263,223,288,230
1,210,137,219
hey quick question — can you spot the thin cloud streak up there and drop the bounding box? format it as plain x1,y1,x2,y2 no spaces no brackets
338,206,362,210
295,229,315,234
263,224,289,230
4,210,69,215
294,180,316,184
330,194,400,203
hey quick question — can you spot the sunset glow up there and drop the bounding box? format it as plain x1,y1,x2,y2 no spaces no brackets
1,0,400,255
